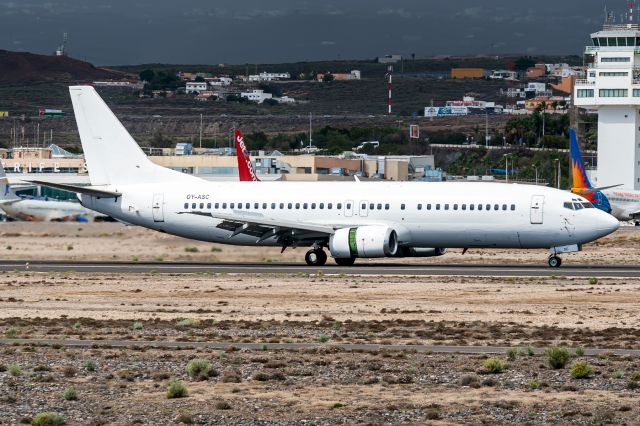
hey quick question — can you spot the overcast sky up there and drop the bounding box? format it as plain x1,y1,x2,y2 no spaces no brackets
0,0,620,65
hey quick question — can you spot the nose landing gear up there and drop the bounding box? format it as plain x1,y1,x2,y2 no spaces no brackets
305,248,327,266
548,255,562,268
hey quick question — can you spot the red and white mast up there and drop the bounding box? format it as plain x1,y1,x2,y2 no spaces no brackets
386,65,393,117
630,0,635,23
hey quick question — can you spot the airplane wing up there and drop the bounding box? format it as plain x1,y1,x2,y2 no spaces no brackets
24,181,122,198
179,210,335,244
0,199,21,206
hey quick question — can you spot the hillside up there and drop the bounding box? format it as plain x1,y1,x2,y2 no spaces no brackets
0,50,125,85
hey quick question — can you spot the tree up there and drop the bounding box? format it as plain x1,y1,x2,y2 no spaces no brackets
194,76,205,82
551,101,559,111
514,56,536,71
139,69,155,82
322,73,335,82
262,98,279,106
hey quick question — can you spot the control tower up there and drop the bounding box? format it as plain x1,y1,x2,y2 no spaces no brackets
574,23,640,190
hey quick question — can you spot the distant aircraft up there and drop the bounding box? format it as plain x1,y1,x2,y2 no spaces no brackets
570,129,639,225
0,162,104,222
31,86,619,268
234,129,260,182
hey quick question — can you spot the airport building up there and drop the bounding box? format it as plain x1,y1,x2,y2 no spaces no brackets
574,22,640,190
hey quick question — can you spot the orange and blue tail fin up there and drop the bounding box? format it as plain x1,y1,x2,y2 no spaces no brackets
569,128,611,213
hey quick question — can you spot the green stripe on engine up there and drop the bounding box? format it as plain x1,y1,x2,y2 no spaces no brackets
348,227,358,257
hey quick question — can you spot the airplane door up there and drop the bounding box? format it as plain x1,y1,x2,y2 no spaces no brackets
344,200,353,217
359,200,369,217
152,193,165,222
530,195,544,224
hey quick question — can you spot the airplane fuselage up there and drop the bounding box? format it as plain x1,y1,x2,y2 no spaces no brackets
0,199,101,222
81,181,618,251
604,189,640,222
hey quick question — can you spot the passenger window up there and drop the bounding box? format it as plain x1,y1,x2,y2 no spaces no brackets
303,203,308,209
184,203,188,209
207,203,211,209
469,204,474,211
417,204,422,210
271,203,276,209
346,203,351,209
436,204,441,210
377,203,382,210
462,204,466,211
478,204,482,211
199,203,204,209
502,204,507,211
445,204,449,210
254,203,259,209
385,204,390,210
510,204,515,211
486,204,491,211
245,203,250,209
401,204,406,210
191,203,196,209
320,203,324,209
262,203,267,209
427,204,432,210
311,203,316,209
280,203,284,209
453,204,458,211
494,204,499,210
215,203,219,209
328,203,333,209
288,203,292,209
362,203,366,210
222,203,227,209
236,203,242,210
369,203,374,210
295,203,300,209
230,203,235,209
337,203,342,209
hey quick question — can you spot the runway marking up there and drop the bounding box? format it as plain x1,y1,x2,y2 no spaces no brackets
1,338,639,356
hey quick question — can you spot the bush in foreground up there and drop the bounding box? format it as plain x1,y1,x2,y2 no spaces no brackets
167,379,188,398
545,347,570,369
32,412,65,425
63,387,77,401
482,358,506,374
570,361,594,379
186,358,212,380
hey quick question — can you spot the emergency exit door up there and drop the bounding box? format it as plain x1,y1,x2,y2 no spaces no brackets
530,195,544,224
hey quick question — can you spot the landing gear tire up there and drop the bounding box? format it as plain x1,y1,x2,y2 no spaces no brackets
548,256,562,268
334,257,356,267
305,249,327,266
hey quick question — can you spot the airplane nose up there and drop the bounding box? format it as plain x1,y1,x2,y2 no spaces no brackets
596,210,620,237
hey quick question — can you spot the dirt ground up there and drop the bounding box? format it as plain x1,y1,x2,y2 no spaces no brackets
0,223,639,424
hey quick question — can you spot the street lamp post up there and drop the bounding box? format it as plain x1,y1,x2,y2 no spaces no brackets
503,153,511,183
533,165,538,185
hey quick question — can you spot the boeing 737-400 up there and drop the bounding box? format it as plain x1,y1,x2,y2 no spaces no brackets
31,86,619,267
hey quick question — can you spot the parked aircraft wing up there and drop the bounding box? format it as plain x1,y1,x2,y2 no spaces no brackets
25,180,122,198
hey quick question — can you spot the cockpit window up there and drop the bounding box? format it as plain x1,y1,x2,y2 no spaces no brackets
582,202,594,208
573,202,584,210
563,202,574,210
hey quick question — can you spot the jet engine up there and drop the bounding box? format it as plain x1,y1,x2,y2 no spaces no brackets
329,226,398,258
398,247,448,257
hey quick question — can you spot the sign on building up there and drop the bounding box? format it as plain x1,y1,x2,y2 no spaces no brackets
0,111,9,117
424,106,469,117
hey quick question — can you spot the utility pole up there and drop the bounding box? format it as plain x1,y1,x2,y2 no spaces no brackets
199,114,203,149
386,66,393,117
309,112,313,148
485,111,489,147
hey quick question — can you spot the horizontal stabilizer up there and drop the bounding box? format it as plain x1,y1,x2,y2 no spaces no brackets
572,184,623,196
25,180,121,198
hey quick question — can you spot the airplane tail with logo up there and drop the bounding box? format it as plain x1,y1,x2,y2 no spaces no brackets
68,86,198,187
0,162,19,202
569,128,612,213
235,129,260,182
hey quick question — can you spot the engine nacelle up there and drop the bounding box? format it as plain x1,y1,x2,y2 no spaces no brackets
329,226,398,258
399,247,448,257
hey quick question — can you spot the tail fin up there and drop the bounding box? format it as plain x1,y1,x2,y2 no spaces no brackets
569,128,612,213
69,86,196,186
0,162,18,201
235,129,260,182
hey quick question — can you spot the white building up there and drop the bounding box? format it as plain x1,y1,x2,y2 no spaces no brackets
275,96,295,104
207,77,232,86
490,70,518,80
248,72,291,82
574,23,640,190
185,82,208,94
240,89,273,103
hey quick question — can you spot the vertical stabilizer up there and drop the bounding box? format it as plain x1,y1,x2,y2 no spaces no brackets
69,86,196,186
235,129,260,181
569,128,612,213
0,162,18,201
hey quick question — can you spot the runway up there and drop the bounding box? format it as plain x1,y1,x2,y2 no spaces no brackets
1,260,640,277
1,338,639,357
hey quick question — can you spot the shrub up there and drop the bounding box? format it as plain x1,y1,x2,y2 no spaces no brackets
167,379,188,398
588,277,598,285
459,374,481,388
5,327,18,338
131,321,144,330
72,322,81,330
544,347,570,369
506,348,517,360
570,361,593,379
84,359,97,372
215,401,231,410
332,321,342,330
527,379,540,390
184,247,199,253
8,363,22,376
186,358,212,380
32,412,65,426
177,414,193,424
62,367,76,378
318,334,330,343
63,387,77,401
629,372,640,381
575,347,585,356
612,371,623,379
177,319,197,328
483,358,506,374
525,346,535,357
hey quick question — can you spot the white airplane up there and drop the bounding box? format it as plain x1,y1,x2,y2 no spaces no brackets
0,163,104,222
31,86,619,267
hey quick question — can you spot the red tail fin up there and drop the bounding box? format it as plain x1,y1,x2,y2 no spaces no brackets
235,129,260,182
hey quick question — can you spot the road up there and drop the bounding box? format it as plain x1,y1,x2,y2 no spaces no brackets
1,260,639,277
1,338,638,356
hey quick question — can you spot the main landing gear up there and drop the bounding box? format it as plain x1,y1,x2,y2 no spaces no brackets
305,248,327,266
548,256,562,268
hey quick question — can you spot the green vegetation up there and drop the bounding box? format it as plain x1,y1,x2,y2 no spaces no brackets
332,321,342,330
167,379,188,398
527,379,541,390
131,321,144,330
63,387,78,401
506,348,517,360
482,358,506,374
570,361,593,379
8,363,22,376
544,347,570,369
186,358,212,380
32,412,65,426
318,334,331,343
5,326,18,338
588,277,598,285
184,246,199,253
575,347,585,356
177,318,198,328
84,359,97,372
